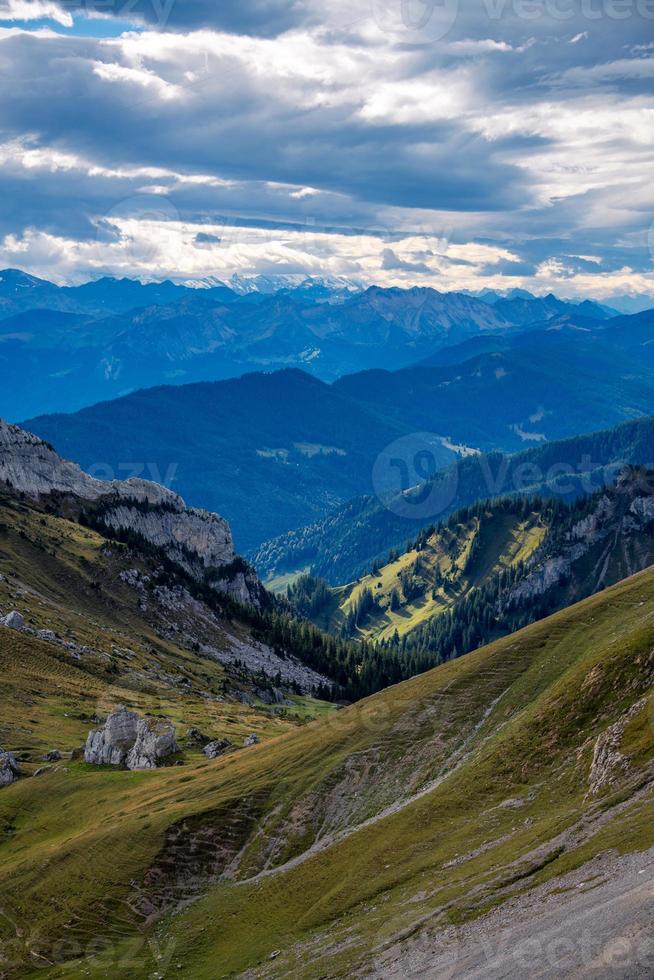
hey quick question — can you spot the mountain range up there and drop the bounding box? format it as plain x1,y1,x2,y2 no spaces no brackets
23,307,654,553
0,268,620,420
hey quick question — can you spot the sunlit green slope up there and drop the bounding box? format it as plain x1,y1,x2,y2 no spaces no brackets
1,556,653,977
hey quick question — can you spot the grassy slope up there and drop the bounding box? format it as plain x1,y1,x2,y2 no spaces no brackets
0,561,653,976
334,508,547,641
0,495,334,765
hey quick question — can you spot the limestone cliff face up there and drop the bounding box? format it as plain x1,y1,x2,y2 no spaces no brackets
506,472,654,608
0,420,178,505
99,504,234,570
0,419,261,605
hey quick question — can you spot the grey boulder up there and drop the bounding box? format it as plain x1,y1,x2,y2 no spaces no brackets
85,707,179,770
85,706,139,766
203,739,233,760
185,728,209,746
0,750,19,787
243,734,260,748
126,717,179,770
1,611,25,631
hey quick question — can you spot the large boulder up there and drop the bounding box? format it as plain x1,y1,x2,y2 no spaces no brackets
1,611,25,631
85,706,139,766
126,717,179,770
85,708,179,771
0,750,19,787
203,739,233,760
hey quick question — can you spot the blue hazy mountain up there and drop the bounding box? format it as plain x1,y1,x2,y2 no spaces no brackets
0,270,617,420
23,309,654,552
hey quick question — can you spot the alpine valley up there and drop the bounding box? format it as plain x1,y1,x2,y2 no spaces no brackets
2,273,654,979
5,1,654,974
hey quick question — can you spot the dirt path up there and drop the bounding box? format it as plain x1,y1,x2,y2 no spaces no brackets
370,845,654,979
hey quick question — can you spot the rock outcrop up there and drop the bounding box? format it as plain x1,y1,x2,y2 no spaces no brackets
203,739,233,759
85,706,140,766
0,749,19,787
505,470,654,610
126,717,179,770
85,707,179,771
243,733,260,747
185,728,209,746
1,610,25,630
587,700,645,796
0,419,262,605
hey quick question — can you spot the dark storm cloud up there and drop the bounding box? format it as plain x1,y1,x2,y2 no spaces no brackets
0,31,529,217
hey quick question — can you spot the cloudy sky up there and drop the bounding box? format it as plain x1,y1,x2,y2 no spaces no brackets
0,0,653,299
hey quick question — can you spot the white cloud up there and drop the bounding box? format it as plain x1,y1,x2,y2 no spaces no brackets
92,61,184,100
554,56,654,86
0,0,72,26
0,11,652,296
448,38,514,55
5,221,651,303
359,70,472,124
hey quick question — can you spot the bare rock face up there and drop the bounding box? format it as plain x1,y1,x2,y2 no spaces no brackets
98,504,234,573
0,610,25,630
0,419,262,606
243,733,260,748
588,700,645,796
0,749,19,787
0,420,180,506
85,708,179,771
203,739,233,760
85,706,139,766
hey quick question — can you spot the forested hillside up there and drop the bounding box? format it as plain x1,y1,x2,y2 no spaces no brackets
285,468,654,698
256,415,654,585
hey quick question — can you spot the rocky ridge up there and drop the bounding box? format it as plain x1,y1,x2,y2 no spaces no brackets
0,419,261,604
505,469,654,608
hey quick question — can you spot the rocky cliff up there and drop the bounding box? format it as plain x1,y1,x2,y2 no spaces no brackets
0,419,261,605
505,468,654,609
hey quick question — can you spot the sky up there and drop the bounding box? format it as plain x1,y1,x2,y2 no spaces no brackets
0,0,653,300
